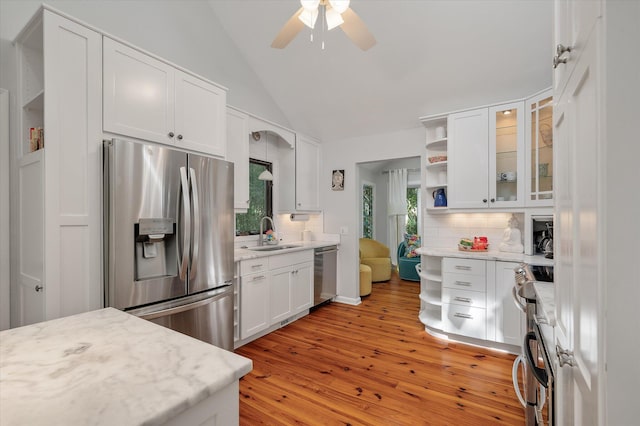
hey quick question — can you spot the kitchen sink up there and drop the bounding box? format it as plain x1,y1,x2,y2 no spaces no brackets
247,244,301,252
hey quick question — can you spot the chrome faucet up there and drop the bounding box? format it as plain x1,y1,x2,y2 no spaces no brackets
258,216,275,246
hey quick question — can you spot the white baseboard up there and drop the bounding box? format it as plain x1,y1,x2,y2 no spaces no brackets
332,295,361,306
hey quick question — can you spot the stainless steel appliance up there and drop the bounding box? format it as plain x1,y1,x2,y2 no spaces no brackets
532,216,554,259
313,245,338,307
104,138,234,350
512,263,555,426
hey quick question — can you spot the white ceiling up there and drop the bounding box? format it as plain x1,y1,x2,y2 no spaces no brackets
208,0,553,142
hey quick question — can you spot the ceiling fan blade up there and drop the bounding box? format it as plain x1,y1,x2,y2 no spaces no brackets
340,7,376,51
271,7,305,49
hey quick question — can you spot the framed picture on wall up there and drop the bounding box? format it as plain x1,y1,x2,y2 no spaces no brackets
332,169,344,191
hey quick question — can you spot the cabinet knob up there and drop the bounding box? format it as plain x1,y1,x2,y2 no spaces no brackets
482,199,488,203
177,134,183,140
168,132,175,138
35,285,43,292
490,198,495,203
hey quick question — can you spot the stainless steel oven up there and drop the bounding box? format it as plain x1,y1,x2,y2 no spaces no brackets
512,263,554,426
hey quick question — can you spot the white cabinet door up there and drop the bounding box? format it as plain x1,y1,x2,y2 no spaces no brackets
240,273,269,339
553,21,601,425
174,71,226,157
489,102,525,208
43,12,103,320
103,37,174,144
226,107,250,210
269,267,292,324
525,90,554,206
294,135,320,211
492,261,523,346
448,109,489,208
291,262,313,313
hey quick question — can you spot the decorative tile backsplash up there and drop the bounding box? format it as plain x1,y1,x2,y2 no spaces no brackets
423,212,524,249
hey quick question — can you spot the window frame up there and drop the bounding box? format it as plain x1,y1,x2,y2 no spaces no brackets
235,158,273,236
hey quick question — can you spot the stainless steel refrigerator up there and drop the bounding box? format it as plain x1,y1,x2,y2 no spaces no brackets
104,138,234,350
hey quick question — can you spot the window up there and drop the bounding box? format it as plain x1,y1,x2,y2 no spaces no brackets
406,187,418,235
235,159,273,236
362,183,374,238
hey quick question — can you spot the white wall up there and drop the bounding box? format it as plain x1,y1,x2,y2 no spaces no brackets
322,126,424,303
604,1,640,423
0,0,289,127
424,212,523,250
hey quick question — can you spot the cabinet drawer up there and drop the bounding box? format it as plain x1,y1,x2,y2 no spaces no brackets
442,288,486,308
240,258,268,276
269,250,313,270
443,258,485,276
443,272,486,292
442,304,486,340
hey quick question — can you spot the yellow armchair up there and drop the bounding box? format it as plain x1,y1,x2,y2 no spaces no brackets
359,238,392,282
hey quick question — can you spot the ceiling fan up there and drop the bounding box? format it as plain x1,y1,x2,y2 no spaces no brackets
271,0,376,51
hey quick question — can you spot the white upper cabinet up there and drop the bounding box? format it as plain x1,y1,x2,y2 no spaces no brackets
489,101,525,208
226,107,250,210
294,134,321,211
103,38,227,157
448,102,525,209
447,108,489,208
525,90,554,206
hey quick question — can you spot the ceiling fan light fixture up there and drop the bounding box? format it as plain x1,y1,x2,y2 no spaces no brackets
300,0,320,11
328,0,350,14
298,8,319,29
325,8,344,30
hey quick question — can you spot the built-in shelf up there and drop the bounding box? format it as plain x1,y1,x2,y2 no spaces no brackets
426,138,447,151
419,309,442,331
22,90,44,111
419,270,442,282
426,161,448,169
425,183,448,190
426,206,448,212
420,292,442,307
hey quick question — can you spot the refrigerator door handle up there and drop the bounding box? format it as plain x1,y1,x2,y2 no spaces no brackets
177,167,191,280
189,167,200,280
135,290,228,321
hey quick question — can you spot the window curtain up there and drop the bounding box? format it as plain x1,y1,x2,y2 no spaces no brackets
387,168,408,266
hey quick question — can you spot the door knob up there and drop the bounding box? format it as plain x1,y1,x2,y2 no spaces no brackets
556,44,572,56
35,285,43,292
556,344,576,367
553,55,568,69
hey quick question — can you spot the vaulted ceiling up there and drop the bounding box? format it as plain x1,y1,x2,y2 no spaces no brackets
208,0,553,142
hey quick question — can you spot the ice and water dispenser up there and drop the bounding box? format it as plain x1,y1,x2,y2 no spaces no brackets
134,218,177,281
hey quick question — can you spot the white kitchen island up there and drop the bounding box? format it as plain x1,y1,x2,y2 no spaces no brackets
0,307,252,426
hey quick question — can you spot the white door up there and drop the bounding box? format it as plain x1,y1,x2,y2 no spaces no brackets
103,37,175,144
447,108,489,208
175,71,226,157
553,19,602,425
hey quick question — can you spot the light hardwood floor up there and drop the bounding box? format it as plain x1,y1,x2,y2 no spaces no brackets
235,272,524,425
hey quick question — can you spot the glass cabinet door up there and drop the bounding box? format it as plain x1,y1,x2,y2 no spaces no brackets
528,93,554,205
489,101,525,207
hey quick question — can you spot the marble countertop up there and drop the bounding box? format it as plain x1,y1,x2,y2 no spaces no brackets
0,308,252,426
533,281,556,326
235,239,339,262
416,247,554,266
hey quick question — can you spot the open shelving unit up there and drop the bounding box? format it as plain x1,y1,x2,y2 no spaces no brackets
418,255,444,334
422,116,449,211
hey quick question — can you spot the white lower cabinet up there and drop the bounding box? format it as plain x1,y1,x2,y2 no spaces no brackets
435,257,522,350
489,261,523,346
238,250,313,342
442,258,487,339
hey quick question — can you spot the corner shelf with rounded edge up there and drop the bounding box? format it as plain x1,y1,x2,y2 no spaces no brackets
426,137,447,151
419,308,443,331
426,160,448,170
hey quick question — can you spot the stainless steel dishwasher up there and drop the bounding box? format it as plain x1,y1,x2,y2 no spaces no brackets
313,245,338,307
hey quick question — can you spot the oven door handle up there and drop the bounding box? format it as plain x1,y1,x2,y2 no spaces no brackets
524,332,549,388
512,286,526,313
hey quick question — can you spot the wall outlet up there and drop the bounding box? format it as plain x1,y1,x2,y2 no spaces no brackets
340,226,348,235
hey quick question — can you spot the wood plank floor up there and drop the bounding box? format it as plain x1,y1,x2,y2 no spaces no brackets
235,272,525,425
